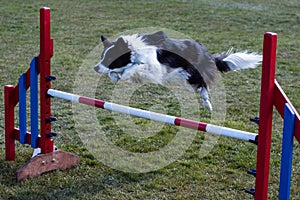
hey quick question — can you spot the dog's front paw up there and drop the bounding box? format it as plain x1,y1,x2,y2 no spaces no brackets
203,99,213,111
108,71,120,82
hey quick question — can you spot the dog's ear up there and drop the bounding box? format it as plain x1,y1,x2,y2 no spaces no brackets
115,37,126,46
115,37,128,50
101,35,113,48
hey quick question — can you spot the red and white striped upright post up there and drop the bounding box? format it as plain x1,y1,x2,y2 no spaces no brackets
254,32,278,200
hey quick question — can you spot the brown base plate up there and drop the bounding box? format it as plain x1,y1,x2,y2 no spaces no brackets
16,150,79,181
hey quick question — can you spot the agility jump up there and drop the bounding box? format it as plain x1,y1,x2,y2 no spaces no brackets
4,7,300,200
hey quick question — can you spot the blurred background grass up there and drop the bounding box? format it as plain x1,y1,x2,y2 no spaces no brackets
0,0,299,199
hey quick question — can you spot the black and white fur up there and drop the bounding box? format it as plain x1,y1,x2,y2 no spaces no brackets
94,31,262,110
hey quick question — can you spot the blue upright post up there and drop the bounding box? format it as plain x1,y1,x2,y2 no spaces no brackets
19,73,27,144
30,57,39,148
279,103,295,200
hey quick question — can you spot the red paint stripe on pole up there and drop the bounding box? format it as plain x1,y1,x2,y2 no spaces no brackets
79,96,105,108
174,118,207,132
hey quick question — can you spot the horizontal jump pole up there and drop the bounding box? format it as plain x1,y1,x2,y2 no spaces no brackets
47,89,258,143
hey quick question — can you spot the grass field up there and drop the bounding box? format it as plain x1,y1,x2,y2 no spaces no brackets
1,0,300,199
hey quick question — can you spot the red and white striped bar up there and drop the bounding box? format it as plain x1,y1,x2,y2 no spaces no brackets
47,89,258,143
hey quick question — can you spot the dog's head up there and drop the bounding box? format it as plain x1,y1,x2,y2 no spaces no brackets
94,33,162,82
94,36,133,81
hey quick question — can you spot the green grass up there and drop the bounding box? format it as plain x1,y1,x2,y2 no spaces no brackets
1,0,300,199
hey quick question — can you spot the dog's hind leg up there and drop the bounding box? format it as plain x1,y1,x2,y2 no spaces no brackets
198,87,212,111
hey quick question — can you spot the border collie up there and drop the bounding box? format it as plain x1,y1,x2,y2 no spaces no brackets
94,31,262,110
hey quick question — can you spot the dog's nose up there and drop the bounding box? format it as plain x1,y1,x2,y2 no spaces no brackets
94,64,109,74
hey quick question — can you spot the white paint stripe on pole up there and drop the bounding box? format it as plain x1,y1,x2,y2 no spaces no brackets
47,89,80,103
206,124,257,141
104,102,176,124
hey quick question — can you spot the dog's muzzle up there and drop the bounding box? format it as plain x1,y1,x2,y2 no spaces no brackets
94,64,109,74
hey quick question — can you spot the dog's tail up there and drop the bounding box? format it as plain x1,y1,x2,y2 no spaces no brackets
213,48,262,73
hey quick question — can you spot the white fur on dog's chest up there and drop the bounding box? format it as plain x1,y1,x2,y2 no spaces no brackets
122,43,167,84
131,47,159,65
